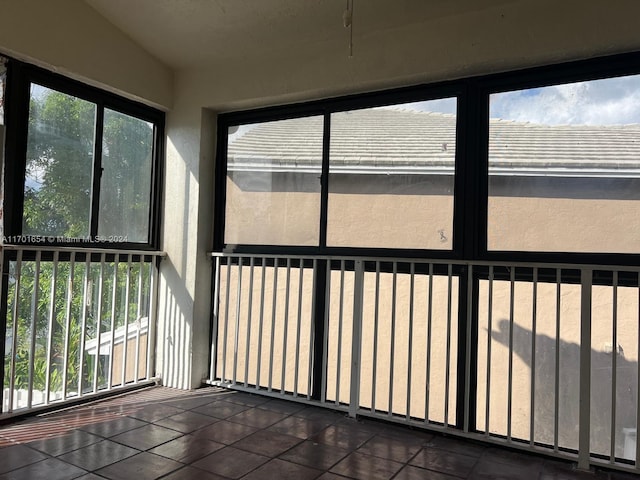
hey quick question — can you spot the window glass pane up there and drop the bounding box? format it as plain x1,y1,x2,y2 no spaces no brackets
488,75,640,253
23,84,96,238
225,116,323,246
98,109,154,243
327,99,456,249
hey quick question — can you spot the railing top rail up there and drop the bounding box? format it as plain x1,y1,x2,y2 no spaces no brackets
210,251,640,273
2,244,167,257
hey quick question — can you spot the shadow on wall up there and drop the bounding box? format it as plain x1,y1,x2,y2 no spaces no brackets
491,319,638,459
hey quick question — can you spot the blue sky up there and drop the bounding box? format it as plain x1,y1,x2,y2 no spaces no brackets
396,74,640,126
490,74,640,125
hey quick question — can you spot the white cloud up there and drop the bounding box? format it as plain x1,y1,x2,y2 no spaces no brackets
490,74,640,125
396,97,457,115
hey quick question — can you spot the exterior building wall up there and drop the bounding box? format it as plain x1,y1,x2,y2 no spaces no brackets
225,178,640,254
110,334,148,386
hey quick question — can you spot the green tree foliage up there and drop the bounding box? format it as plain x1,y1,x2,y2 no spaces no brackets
23,88,153,241
5,259,150,400
23,90,95,237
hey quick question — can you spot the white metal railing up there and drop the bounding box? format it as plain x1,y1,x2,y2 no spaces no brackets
208,252,640,473
1,245,164,414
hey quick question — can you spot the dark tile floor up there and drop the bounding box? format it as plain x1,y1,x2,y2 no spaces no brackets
0,386,635,479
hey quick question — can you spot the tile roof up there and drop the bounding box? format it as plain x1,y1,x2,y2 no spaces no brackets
228,108,640,177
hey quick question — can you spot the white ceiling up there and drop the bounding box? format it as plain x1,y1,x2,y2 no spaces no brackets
84,0,513,70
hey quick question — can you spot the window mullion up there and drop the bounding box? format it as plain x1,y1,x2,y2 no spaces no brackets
90,104,105,240
5,62,30,239
319,112,331,250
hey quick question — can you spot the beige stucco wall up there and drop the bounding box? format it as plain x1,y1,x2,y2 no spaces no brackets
226,181,640,254
489,197,640,253
110,334,148,386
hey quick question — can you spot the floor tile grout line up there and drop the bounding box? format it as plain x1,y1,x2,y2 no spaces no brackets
1,387,629,479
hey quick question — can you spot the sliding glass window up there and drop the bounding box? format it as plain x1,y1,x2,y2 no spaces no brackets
99,109,154,243
224,116,323,246
488,74,640,253
327,98,457,249
4,62,164,248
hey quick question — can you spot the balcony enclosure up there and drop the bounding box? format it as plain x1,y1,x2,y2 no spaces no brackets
2,2,640,478
209,66,640,474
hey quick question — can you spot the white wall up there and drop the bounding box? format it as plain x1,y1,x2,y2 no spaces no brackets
0,0,172,109
157,95,215,389
178,0,640,112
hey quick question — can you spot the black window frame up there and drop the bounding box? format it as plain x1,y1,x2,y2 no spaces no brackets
215,83,467,260
3,58,165,250
476,52,640,266
215,51,640,266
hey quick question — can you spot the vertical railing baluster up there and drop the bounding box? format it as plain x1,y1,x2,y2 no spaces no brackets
233,257,243,385
610,271,618,464
45,251,59,403
554,268,561,452
425,263,433,425
107,257,119,390
387,262,398,417
578,268,592,471
507,266,515,442
62,253,76,399
388,262,397,417
121,256,132,386
281,258,291,394
133,258,144,383
445,263,452,427
636,271,640,471
371,262,380,414
294,260,304,397
8,250,23,412
256,259,266,390
93,254,105,393
486,265,494,437
78,256,90,397
530,267,538,446
464,264,474,433
335,260,345,406
210,257,221,382
349,260,364,417
320,260,331,403
27,252,41,408
244,257,254,388
406,263,415,421
221,257,232,383
268,258,278,392
307,259,317,400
